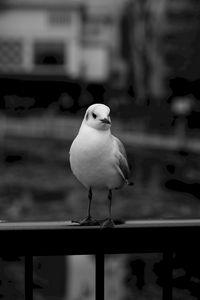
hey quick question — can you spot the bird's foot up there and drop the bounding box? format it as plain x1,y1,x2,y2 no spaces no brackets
98,218,124,227
80,216,100,226
72,216,100,226
101,218,115,228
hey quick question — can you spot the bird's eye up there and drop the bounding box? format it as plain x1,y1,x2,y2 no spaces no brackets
92,113,97,119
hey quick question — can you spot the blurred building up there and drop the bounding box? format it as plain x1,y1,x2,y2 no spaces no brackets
0,0,126,86
0,0,84,81
1,0,200,107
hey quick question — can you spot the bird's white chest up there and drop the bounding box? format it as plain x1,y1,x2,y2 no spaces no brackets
69,130,120,189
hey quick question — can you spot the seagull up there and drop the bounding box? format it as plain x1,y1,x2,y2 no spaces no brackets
69,103,133,227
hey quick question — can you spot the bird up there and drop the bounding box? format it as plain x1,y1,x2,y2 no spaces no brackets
69,103,133,228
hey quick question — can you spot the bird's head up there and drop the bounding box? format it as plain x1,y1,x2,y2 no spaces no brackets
83,104,111,131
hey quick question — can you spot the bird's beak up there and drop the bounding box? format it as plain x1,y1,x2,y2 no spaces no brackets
100,118,111,125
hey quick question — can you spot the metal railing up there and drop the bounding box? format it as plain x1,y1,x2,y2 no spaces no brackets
1,219,200,300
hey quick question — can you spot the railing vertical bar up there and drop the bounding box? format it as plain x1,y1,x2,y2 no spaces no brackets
162,251,173,300
95,253,104,300
25,255,33,300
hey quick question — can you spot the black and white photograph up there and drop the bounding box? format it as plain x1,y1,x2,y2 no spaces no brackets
1,0,200,299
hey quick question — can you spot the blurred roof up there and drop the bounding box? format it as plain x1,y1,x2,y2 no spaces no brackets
0,0,128,16
0,0,82,9
1,0,81,3
0,0,128,10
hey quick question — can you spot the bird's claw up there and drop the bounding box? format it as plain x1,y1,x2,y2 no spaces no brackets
98,218,124,227
72,216,100,226
101,218,115,228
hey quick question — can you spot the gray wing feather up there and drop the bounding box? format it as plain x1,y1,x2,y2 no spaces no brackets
113,136,130,180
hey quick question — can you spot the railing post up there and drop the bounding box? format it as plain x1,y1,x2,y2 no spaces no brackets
25,255,33,300
163,251,173,300
95,253,104,300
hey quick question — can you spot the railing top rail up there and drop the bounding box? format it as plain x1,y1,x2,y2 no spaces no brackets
0,219,199,256
1,219,200,230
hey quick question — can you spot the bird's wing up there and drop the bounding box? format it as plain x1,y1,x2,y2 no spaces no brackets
112,135,130,181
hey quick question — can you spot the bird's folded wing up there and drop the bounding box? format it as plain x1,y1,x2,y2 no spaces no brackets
113,136,130,181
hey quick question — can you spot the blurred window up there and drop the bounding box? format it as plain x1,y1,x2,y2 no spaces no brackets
0,38,23,67
34,41,65,66
48,11,72,26
88,16,113,25
86,23,102,35
84,17,113,37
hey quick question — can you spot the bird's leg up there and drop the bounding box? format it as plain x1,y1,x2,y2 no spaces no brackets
87,187,92,218
102,189,115,228
75,187,99,226
108,189,112,219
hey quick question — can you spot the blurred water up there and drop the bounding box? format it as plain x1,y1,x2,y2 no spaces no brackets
1,115,200,222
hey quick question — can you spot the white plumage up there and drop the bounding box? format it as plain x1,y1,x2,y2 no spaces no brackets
69,103,133,227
